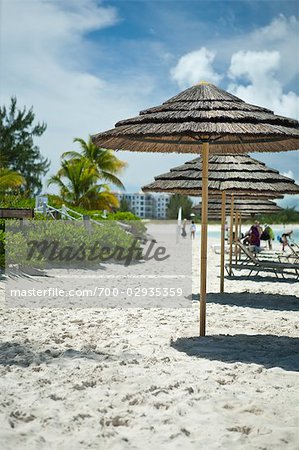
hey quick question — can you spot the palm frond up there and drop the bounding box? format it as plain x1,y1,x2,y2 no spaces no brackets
0,168,26,190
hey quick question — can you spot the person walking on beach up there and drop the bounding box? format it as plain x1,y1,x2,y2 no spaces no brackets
181,219,187,238
190,221,196,240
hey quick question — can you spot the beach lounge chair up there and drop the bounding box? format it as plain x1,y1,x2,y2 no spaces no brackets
286,239,299,263
278,247,299,265
226,241,299,279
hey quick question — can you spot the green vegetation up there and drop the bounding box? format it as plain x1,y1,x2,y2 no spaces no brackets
0,168,26,192
5,220,142,270
48,137,127,211
166,194,193,219
0,230,5,269
48,158,119,210
0,194,35,209
107,211,139,221
119,197,131,212
0,98,141,271
0,97,49,194
258,207,299,225
0,195,144,270
63,137,127,189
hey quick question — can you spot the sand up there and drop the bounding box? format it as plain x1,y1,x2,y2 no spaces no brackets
0,229,298,450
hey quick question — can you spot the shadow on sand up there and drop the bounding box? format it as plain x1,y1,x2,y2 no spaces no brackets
191,292,299,311
225,274,298,283
171,334,299,371
0,342,138,368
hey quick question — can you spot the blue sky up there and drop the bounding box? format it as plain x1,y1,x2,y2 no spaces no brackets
1,0,299,207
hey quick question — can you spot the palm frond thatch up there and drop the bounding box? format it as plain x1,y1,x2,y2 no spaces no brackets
142,154,299,198
193,199,282,214
92,83,299,153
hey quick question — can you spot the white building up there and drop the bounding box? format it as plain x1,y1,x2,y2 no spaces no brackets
116,192,170,219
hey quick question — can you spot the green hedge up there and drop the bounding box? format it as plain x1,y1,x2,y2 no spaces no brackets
0,196,147,270
5,220,142,270
0,194,35,209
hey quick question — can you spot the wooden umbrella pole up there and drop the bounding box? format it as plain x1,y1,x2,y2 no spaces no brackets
235,210,239,265
229,194,234,276
200,141,209,337
238,214,242,260
220,191,226,293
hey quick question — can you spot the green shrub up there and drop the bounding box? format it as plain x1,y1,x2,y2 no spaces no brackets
5,220,142,269
0,230,5,269
0,197,147,269
0,194,35,208
107,211,140,221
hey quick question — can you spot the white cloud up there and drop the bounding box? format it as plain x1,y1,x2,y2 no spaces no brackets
228,50,280,82
227,50,299,118
254,14,297,41
0,0,162,192
170,47,222,88
251,15,299,85
207,15,299,88
282,170,295,180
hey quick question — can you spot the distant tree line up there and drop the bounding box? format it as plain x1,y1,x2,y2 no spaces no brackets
166,194,193,219
259,207,299,224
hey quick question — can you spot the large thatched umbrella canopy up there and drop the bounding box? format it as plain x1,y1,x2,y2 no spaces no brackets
142,154,299,196
93,83,299,153
92,82,299,337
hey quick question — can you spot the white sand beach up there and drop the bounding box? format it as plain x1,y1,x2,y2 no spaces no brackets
0,230,298,450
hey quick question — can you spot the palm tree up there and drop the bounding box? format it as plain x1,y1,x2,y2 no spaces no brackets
0,167,26,192
62,137,127,189
48,158,119,210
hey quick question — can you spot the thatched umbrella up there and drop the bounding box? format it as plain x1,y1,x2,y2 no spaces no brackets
142,154,299,197
92,82,299,336
193,198,283,215
143,153,299,291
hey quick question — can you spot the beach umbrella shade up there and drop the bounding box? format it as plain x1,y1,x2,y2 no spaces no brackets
142,153,299,295
142,154,299,197
92,82,299,336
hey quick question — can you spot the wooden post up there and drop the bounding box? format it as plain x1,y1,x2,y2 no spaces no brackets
83,215,92,234
229,194,234,276
200,141,209,337
220,191,226,293
238,213,242,260
61,204,67,219
234,210,239,265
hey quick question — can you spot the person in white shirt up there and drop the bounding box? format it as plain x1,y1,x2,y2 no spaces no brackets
190,221,196,239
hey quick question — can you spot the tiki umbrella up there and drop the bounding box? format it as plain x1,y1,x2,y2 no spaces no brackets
142,154,299,296
92,82,299,336
194,198,283,215
142,154,299,197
